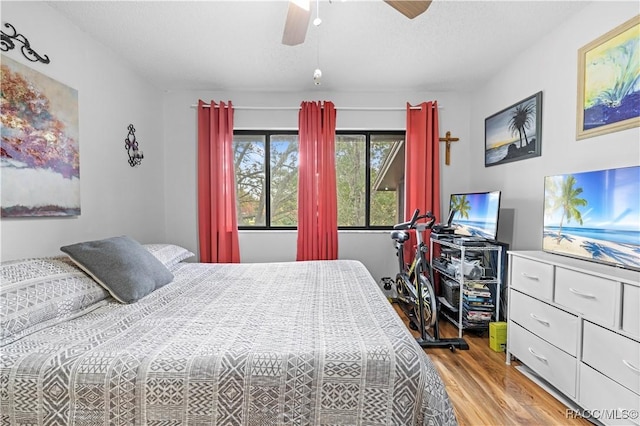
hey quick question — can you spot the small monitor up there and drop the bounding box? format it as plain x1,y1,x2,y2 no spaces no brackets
449,191,501,241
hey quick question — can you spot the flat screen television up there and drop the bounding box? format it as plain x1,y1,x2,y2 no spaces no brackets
449,191,501,241
543,165,640,271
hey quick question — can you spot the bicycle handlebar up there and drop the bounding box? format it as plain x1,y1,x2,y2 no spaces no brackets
393,209,436,230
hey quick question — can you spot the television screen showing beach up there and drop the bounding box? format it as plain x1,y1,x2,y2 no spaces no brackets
543,165,640,270
449,191,501,240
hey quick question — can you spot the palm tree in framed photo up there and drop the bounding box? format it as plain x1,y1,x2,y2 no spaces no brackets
508,101,536,149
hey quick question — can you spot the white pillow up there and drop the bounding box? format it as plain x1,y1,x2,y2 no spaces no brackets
0,256,109,345
143,243,195,269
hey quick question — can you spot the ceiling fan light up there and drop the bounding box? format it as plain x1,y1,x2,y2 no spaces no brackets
313,68,322,85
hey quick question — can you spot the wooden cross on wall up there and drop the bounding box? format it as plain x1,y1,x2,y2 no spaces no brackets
439,131,459,165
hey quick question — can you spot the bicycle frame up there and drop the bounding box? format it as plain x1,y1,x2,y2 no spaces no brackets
392,209,469,351
392,211,436,340
413,223,431,277
394,220,432,286
412,222,433,340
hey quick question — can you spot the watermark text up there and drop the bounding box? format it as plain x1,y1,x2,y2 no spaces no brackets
566,408,639,421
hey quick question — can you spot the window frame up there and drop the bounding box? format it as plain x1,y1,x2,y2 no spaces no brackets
233,129,404,231
234,130,298,230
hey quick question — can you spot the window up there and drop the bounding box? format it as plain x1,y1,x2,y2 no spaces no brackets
369,133,404,227
234,131,298,228
233,130,404,229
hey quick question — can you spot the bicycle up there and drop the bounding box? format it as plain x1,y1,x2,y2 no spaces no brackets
391,208,469,351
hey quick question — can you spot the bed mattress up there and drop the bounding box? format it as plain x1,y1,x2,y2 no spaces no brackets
1,259,456,425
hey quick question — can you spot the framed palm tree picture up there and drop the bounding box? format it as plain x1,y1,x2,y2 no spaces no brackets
484,91,542,167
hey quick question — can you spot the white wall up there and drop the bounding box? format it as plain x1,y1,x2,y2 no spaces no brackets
163,2,640,282
0,2,167,260
162,90,471,282
4,1,637,285
467,1,640,251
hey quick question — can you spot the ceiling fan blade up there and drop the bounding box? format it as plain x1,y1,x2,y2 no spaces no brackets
384,1,432,19
282,0,312,46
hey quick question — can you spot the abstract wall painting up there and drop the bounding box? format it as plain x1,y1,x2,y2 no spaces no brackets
1,55,80,217
577,15,640,140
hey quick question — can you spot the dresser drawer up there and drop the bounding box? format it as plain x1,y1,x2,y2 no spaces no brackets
622,284,640,338
510,256,554,301
510,290,578,356
509,322,576,397
554,268,617,327
583,321,640,396
579,363,640,426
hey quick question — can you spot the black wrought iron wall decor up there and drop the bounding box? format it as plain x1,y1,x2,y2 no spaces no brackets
0,22,50,64
124,124,144,167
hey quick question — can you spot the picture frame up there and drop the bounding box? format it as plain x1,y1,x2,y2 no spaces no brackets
1,55,80,217
485,91,542,167
576,15,640,140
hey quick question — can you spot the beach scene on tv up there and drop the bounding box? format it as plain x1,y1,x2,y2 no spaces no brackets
543,166,640,270
449,192,500,241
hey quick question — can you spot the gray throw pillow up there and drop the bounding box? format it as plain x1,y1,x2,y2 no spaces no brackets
60,236,174,304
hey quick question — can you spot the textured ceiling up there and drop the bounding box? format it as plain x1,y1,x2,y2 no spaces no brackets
46,0,591,93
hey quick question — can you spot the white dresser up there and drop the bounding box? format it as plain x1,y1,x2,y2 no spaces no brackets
506,251,640,425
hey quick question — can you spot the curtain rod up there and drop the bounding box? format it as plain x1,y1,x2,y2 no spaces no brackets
190,104,441,110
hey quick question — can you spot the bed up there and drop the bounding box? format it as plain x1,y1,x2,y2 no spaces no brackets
1,240,457,425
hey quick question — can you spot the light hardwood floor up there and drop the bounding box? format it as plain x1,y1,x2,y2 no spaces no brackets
393,304,592,426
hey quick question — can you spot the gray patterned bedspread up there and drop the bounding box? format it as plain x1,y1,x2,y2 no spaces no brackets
1,259,457,425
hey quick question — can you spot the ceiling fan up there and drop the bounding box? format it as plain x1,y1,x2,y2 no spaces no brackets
282,0,433,46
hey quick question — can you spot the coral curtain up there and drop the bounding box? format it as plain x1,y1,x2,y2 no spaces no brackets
296,101,338,261
404,101,441,265
197,100,240,263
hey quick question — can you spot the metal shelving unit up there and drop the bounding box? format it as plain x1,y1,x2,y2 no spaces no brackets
430,236,504,338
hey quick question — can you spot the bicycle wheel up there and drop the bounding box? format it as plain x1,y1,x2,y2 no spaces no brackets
418,275,437,328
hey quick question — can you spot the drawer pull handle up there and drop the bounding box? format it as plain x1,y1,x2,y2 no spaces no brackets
622,359,640,373
568,287,596,299
530,313,550,326
521,273,539,281
528,347,548,363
